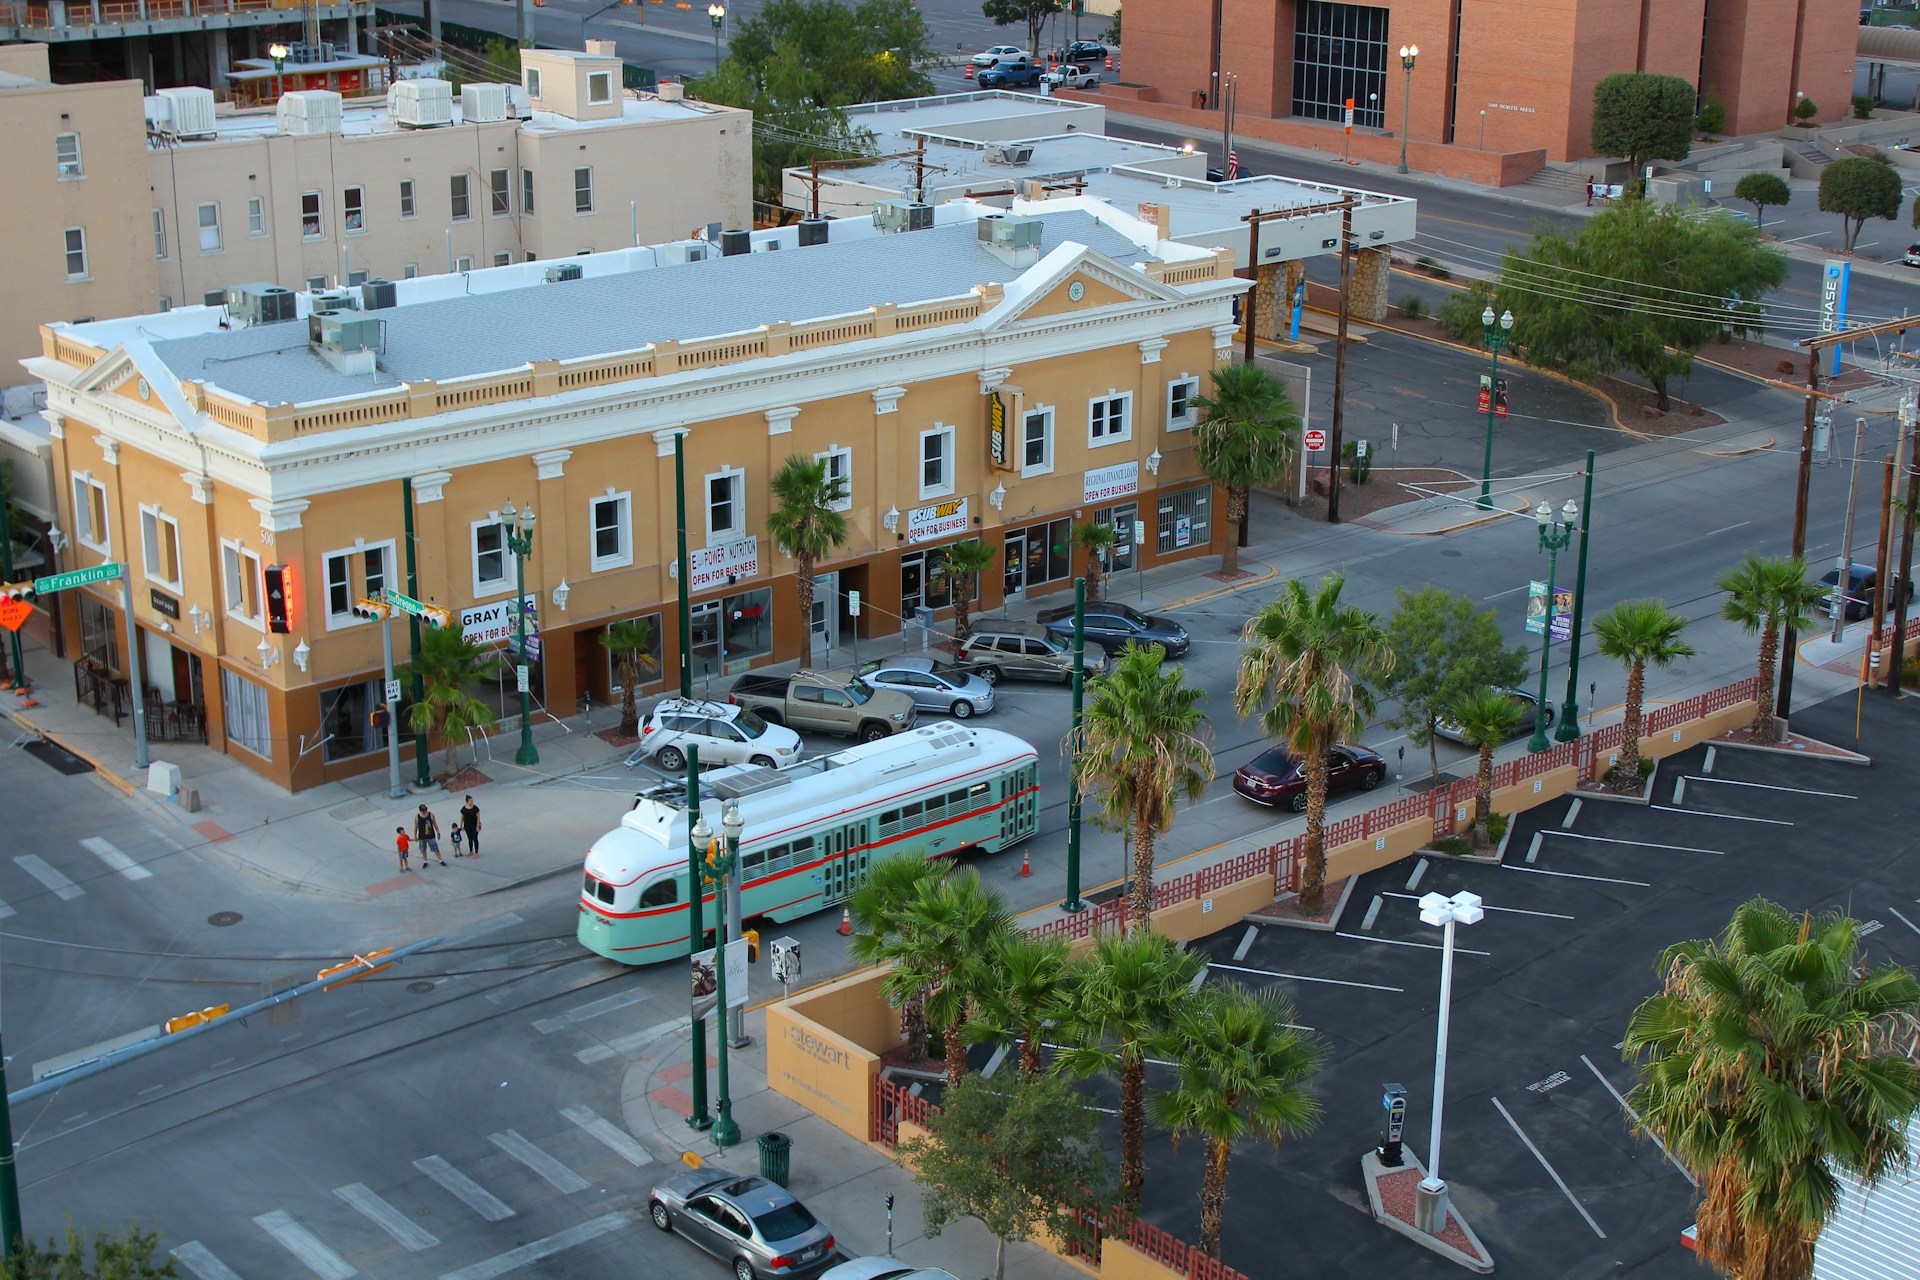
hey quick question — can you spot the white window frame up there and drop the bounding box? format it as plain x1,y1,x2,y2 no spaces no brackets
343,185,366,234
918,424,955,499
489,167,511,217
589,490,633,571
399,179,416,219
471,517,510,598
152,209,167,261
450,172,472,221
323,539,395,630
574,166,593,214
525,66,543,100
248,195,266,237
1088,390,1133,447
139,504,183,592
454,255,473,273
1166,375,1200,430
300,190,323,239
814,446,853,512
587,70,613,104
403,263,419,279
221,538,264,629
72,473,109,554
197,201,222,254
1020,405,1054,477
305,275,327,292
704,468,744,542
55,131,82,178
491,251,511,267
521,167,536,217
63,227,88,280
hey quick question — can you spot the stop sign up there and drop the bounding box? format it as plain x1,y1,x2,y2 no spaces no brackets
1303,429,1328,452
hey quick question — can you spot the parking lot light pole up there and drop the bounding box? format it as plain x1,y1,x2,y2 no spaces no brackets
502,501,539,767
1416,890,1483,1236
1396,44,1417,174
1531,499,1578,752
1478,306,1514,510
1557,450,1596,741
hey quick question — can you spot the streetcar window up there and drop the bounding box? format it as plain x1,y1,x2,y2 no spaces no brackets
949,788,967,807
596,880,617,904
743,845,768,873
638,878,678,908
792,836,814,859
903,802,923,824
970,782,990,800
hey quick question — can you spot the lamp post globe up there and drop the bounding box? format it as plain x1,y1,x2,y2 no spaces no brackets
1397,44,1417,174
707,3,726,73
269,41,289,97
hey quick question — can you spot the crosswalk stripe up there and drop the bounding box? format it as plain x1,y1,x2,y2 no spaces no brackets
172,1242,244,1280
80,836,154,880
414,1155,515,1222
488,1130,589,1193
439,1211,631,1280
0,893,16,921
560,1106,653,1167
14,855,82,901
252,1210,356,1280
334,1183,439,1251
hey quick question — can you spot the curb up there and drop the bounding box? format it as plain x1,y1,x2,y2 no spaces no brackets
1245,873,1356,931
1360,1150,1495,1273
1697,433,1777,458
1711,731,1872,766
5,709,139,797
1160,559,1278,610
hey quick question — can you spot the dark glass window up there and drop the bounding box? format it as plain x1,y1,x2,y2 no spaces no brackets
1292,1,1390,129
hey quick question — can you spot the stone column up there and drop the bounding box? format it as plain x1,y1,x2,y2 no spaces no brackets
1350,246,1392,323
1250,263,1282,342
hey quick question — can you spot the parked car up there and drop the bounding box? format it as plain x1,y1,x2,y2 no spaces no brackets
1905,241,1920,267
1046,40,1108,66
958,624,1107,684
1816,562,1910,621
854,654,995,718
1039,63,1102,90
728,670,916,741
630,698,803,772
976,60,1045,88
1433,688,1555,745
649,1166,837,1280
1232,743,1387,810
821,1261,958,1280
970,44,1028,66
1037,601,1191,659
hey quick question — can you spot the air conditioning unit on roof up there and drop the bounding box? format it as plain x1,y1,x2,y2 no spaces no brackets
155,87,216,138
226,283,297,327
390,78,454,129
461,83,509,123
278,90,343,135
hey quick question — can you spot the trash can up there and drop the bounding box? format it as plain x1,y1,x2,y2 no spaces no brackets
757,1131,792,1187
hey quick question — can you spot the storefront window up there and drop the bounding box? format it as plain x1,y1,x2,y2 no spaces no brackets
689,591,772,682
606,611,665,692
902,547,957,617
321,678,386,763
1003,518,1071,596
221,666,273,760
1094,503,1137,574
78,596,119,670
1157,485,1212,555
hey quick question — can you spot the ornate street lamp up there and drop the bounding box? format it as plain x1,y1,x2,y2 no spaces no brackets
692,802,744,1149
502,500,539,766
707,3,726,74
1397,44,1418,174
1478,305,1514,510
269,42,289,100
1530,499,1579,753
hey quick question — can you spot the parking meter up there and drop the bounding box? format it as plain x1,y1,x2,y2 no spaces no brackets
1380,1083,1408,1167
886,1193,896,1255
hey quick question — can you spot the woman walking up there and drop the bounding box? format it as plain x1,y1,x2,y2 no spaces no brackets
460,795,482,858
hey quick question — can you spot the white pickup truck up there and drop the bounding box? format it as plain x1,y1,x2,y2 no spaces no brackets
1040,63,1102,90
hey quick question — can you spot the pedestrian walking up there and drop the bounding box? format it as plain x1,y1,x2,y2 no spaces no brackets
396,827,411,873
416,804,446,866
460,795,482,858
450,825,463,856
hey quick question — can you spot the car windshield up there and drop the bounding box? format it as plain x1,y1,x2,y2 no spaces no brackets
926,659,961,679
1249,747,1299,776
751,1202,817,1241
734,709,770,738
845,679,874,705
1114,605,1148,626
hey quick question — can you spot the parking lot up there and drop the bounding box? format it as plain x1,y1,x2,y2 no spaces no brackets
1123,689,1920,1278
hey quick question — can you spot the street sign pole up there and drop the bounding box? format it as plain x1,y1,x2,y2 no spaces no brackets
380,616,404,799
120,573,149,769
402,479,431,789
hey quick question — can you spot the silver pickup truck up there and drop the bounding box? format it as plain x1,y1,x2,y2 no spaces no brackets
727,669,916,742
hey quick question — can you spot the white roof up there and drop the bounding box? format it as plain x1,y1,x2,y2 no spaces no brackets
1814,1114,1920,1279
164,88,723,144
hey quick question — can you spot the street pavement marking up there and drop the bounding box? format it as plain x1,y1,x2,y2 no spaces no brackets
1405,860,1427,891
1360,896,1383,930
1702,746,1716,774
1526,833,1543,864
1888,907,1920,940
1672,776,1686,805
1683,774,1854,800
575,1015,692,1065
1561,799,1582,828
414,1156,515,1222
1208,960,1404,993
172,1243,244,1280
1547,831,1725,856
14,855,82,901
488,1130,589,1193
1502,864,1651,888
439,1210,631,1280
1649,804,1791,826
334,1183,440,1251
1382,891,1574,920
1490,1097,1607,1239
560,1106,654,1167
1579,1055,1696,1188
1232,925,1258,960
252,1210,356,1280
0,893,16,921
1336,931,1491,957
79,836,153,880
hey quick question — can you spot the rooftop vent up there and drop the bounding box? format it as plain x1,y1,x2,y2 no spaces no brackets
308,310,383,376
361,279,397,310
720,229,751,256
460,83,509,123
311,288,357,312
873,200,933,233
154,87,216,138
278,90,343,136
987,142,1035,165
798,219,829,247
390,79,454,129
544,262,583,283
977,213,1044,266
225,283,296,327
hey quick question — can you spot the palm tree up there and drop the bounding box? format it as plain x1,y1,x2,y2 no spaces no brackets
765,454,849,649
964,931,1073,1076
942,538,998,648
1054,930,1203,1209
597,616,659,738
1150,982,1326,1258
1193,363,1300,577
1072,521,1118,602
1070,644,1213,929
877,867,1010,1084
1717,554,1823,744
848,853,949,1061
1592,599,1695,794
1236,575,1392,914
1448,686,1523,846
403,626,499,782
1625,897,1920,1280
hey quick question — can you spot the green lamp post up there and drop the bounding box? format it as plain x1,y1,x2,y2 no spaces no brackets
1529,498,1578,753
502,500,539,767
692,801,744,1149
1556,449,1596,741
1397,43,1417,174
1478,304,1514,511
707,3,726,74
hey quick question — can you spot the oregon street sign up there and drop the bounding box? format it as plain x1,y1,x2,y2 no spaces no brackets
34,562,124,594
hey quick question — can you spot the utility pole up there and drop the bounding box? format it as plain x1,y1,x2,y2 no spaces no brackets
1830,416,1867,644
1870,450,1895,688
1328,200,1354,524
1061,576,1086,914
803,145,943,220
675,435,692,699
1890,416,1919,697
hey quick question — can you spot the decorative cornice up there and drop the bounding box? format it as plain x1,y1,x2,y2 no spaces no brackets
1138,338,1168,364
532,449,572,481
765,406,799,436
871,386,906,415
412,471,452,503
44,412,64,439
92,434,119,466
251,497,310,533
977,368,1014,393
653,428,689,458
182,472,214,505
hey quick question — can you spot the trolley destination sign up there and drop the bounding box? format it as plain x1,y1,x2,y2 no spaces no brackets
34,562,125,594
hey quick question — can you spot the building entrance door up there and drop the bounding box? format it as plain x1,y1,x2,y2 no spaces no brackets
810,571,839,659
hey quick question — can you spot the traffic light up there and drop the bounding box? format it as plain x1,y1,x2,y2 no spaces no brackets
370,701,391,731
420,604,452,631
350,596,392,622
0,582,37,604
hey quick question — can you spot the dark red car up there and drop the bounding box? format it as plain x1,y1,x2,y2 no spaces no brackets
1232,743,1387,810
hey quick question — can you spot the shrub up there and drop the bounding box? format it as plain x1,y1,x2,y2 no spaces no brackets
1343,438,1373,484
1795,96,1819,123
1602,754,1656,785
1430,835,1472,857
1436,280,1497,346
1414,254,1451,280
1398,293,1428,320
1487,812,1509,841
1902,655,1920,686
1695,87,1726,135
1854,95,1876,121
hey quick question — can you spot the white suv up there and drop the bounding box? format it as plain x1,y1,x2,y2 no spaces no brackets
628,698,803,771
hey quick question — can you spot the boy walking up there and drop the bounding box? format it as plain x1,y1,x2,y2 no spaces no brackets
415,804,446,867
395,827,411,873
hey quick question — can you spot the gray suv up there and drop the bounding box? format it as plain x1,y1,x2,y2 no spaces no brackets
958,625,1107,684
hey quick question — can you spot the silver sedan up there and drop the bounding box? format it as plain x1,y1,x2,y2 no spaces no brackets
649,1166,837,1280
855,655,996,719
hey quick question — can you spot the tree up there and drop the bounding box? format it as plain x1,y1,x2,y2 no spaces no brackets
877,866,1010,1083
848,853,949,1060
900,1070,1110,1280
0,1224,177,1279
1070,644,1213,929
598,617,659,739
1695,86,1727,134
1448,686,1523,846
1716,554,1824,745
980,0,1058,58
1193,363,1300,578
1733,171,1791,234
1624,898,1920,1280
402,626,499,781
1589,72,1695,186
695,55,870,210
1100,5,1120,46
1795,96,1820,124
1377,587,1527,782
965,931,1072,1076
1054,930,1203,1208
943,538,998,648
1150,983,1325,1258
765,454,849,646
1072,520,1116,602
1819,154,1903,251
726,0,933,103
1912,192,1920,230
1592,600,1694,794
1236,575,1392,914
1500,197,1787,409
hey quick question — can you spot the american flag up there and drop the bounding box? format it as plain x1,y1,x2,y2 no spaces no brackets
1227,150,1241,179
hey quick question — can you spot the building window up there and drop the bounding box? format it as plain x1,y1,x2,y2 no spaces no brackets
588,70,612,104
301,191,323,239
450,173,471,221
306,276,327,292
63,228,88,280
140,506,183,590
78,595,119,670
321,678,388,762
1292,0,1390,129
343,186,365,233
1166,376,1200,429
1094,501,1137,574
1089,391,1132,446
574,166,593,214
454,255,473,273
55,132,82,178
525,66,543,100
606,611,664,693
472,518,508,596
195,202,222,253
248,196,266,237
491,251,510,267
814,447,853,512
346,269,368,286
399,179,416,219
1020,406,1053,476
1004,517,1071,595
919,425,954,498
221,539,263,627
152,210,167,260
490,167,510,216
705,468,743,541
1156,484,1212,554
221,667,273,761
204,289,224,307
72,475,109,552
404,263,419,279
901,546,958,616
521,168,536,216
324,541,393,628
590,491,632,571
159,296,171,311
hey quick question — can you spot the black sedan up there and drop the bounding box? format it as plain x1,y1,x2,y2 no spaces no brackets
650,1167,836,1280
1038,601,1190,658
1232,744,1387,811
1817,563,1910,622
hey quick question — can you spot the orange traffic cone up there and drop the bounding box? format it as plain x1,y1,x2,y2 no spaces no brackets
964,64,974,80
838,906,852,936
1105,53,1113,70
1019,848,1031,877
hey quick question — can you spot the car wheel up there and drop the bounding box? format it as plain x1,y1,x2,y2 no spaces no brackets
650,1201,672,1232
977,665,1002,686
750,755,775,768
656,745,686,772
1361,768,1385,791
951,700,974,719
1289,791,1309,813
859,724,889,743
732,1259,756,1280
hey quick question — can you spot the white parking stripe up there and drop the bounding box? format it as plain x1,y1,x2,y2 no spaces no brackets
439,1211,632,1280
1648,804,1790,826
0,893,16,921
1888,907,1920,940
79,836,153,880
414,1156,515,1221
1578,1055,1696,1188
1502,864,1651,887
560,1106,654,1167
489,1130,589,1193
1490,1097,1607,1239
1547,831,1724,856
575,1015,692,1066
252,1210,356,1280
14,855,82,900
334,1183,440,1251
1561,799,1582,828
1381,892,1574,920
1683,774,1854,800
1208,960,1404,993
172,1243,245,1280
1336,931,1492,957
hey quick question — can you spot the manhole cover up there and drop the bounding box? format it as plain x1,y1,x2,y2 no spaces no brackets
1440,549,1463,558
207,911,243,927
409,980,435,993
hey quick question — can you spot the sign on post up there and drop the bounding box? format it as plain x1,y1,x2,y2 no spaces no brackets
385,678,402,703
1526,581,1573,640
34,562,124,594
1303,428,1327,452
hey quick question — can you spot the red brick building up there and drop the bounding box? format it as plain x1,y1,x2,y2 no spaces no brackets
1127,0,1859,165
